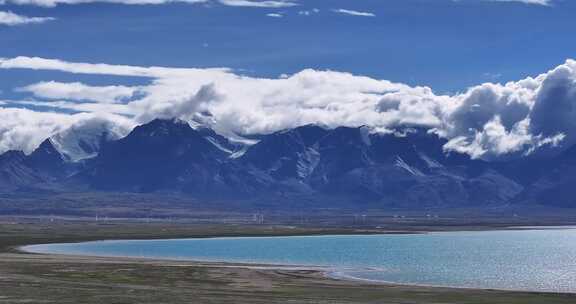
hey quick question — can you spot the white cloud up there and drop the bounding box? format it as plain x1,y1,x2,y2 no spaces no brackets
1,0,207,7
2,56,576,160
453,0,552,5
18,81,142,104
0,56,229,78
266,12,283,17
0,10,54,25
0,108,74,154
6,99,136,116
0,108,131,155
332,9,375,17
218,0,296,8
298,8,318,16
0,0,552,8
0,0,297,7
489,0,551,5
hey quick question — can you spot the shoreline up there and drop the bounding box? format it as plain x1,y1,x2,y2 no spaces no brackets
20,246,576,297
15,221,576,251
3,220,576,303
16,227,576,296
326,270,576,296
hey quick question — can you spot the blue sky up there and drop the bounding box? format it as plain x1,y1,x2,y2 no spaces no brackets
1,0,575,93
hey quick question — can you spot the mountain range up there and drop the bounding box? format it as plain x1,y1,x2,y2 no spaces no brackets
1,118,574,211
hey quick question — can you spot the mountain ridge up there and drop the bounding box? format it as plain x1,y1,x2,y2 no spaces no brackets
0,118,572,210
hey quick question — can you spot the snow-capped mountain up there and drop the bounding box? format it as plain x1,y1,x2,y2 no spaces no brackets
50,118,132,162
1,118,575,210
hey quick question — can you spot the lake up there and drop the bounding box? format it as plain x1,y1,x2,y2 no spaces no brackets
23,228,576,293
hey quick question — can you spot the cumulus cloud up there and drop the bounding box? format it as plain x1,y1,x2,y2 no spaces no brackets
332,9,375,17
0,108,73,154
529,63,576,138
1,56,576,160
0,10,54,25
136,84,220,122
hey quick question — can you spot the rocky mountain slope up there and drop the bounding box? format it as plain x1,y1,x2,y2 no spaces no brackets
0,118,573,210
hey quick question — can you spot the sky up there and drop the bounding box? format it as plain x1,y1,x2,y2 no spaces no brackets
2,0,575,91
1,0,576,160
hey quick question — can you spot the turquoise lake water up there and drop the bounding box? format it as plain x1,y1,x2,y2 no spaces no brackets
23,228,576,293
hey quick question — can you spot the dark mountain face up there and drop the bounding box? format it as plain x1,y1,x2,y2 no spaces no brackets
24,139,68,179
240,125,328,180
235,126,523,208
514,145,576,207
2,118,571,211
82,119,228,192
307,128,523,207
0,151,44,190
0,140,69,191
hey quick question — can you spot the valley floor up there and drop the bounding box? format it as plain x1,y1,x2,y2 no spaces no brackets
1,219,576,304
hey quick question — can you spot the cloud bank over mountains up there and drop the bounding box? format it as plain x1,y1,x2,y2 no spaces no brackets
1,56,575,160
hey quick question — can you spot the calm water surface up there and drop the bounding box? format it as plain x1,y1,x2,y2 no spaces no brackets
24,229,576,293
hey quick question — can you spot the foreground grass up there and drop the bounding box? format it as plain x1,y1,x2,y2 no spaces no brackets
0,220,575,304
